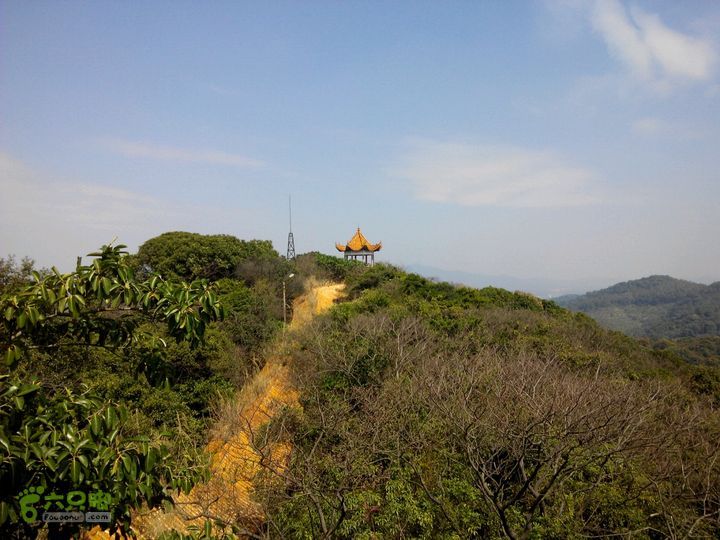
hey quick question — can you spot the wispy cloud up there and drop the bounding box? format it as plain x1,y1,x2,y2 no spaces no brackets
590,0,716,88
0,152,181,232
631,116,705,139
103,139,264,168
393,140,601,208
1,151,279,270
0,152,235,268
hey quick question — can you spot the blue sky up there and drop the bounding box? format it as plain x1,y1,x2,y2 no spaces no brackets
1,1,719,295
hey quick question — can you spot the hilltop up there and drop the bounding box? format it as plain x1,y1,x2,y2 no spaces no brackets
556,275,720,338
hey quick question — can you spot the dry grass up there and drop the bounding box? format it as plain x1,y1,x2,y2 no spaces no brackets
289,281,344,329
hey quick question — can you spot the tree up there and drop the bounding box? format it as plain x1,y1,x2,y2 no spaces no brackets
137,232,278,281
2,244,223,366
0,256,39,296
0,243,224,537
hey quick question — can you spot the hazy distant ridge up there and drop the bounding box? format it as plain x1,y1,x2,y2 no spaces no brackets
556,275,720,338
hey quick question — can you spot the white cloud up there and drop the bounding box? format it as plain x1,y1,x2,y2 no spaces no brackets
103,139,264,168
393,141,601,208
590,0,716,87
0,152,235,268
0,153,179,231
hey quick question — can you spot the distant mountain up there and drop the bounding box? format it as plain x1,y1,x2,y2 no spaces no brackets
556,275,720,338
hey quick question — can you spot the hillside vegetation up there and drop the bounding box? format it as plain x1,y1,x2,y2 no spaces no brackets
2,239,720,538
0,233,305,538
245,266,720,538
556,275,720,339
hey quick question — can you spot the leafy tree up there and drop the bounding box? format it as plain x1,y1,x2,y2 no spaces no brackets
0,375,207,537
0,256,40,296
0,244,224,537
137,231,278,281
2,244,223,368
214,279,281,354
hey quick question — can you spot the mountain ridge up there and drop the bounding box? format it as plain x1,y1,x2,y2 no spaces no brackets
557,274,720,338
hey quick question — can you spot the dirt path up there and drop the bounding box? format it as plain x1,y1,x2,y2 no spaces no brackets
289,282,345,329
130,283,345,538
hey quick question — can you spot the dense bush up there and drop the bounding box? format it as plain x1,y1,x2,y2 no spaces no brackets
214,279,281,352
0,244,225,536
653,335,720,366
137,232,278,281
293,252,364,283
0,237,315,537
0,375,208,538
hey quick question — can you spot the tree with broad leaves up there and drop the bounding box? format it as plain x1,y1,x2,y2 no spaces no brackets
0,243,224,538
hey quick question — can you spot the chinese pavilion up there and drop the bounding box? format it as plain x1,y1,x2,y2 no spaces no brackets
335,227,382,266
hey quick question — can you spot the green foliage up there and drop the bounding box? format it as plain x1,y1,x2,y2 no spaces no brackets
1,243,223,369
256,266,720,538
294,252,364,282
653,335,720,366
345,263,403,294
137,231,278,281
0,243,225,536
0,256,41,296
214,278,281,354
687,366,720,405
0,374,207,535
394,273,560,314
235,256,293,288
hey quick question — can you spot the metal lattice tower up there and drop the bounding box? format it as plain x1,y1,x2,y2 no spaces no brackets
286,195,296,260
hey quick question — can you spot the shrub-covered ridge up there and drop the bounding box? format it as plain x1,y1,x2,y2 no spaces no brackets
249,264,720,538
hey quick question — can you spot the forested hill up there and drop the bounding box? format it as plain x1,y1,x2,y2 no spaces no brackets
556,275,720,338
2,237,720,538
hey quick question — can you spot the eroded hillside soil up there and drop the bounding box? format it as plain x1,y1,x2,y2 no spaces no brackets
130,283,345,538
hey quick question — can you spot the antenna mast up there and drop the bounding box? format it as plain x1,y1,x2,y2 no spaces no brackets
286,195,296,260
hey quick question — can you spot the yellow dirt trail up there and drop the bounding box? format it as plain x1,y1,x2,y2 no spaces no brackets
130,282,345,538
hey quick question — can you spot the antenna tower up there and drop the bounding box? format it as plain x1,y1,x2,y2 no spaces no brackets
286,195,296,260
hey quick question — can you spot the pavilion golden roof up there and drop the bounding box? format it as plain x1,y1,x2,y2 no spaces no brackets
336,227,382,253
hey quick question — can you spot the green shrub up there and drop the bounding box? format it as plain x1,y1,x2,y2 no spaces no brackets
0,244,222,535
137,232,277,281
